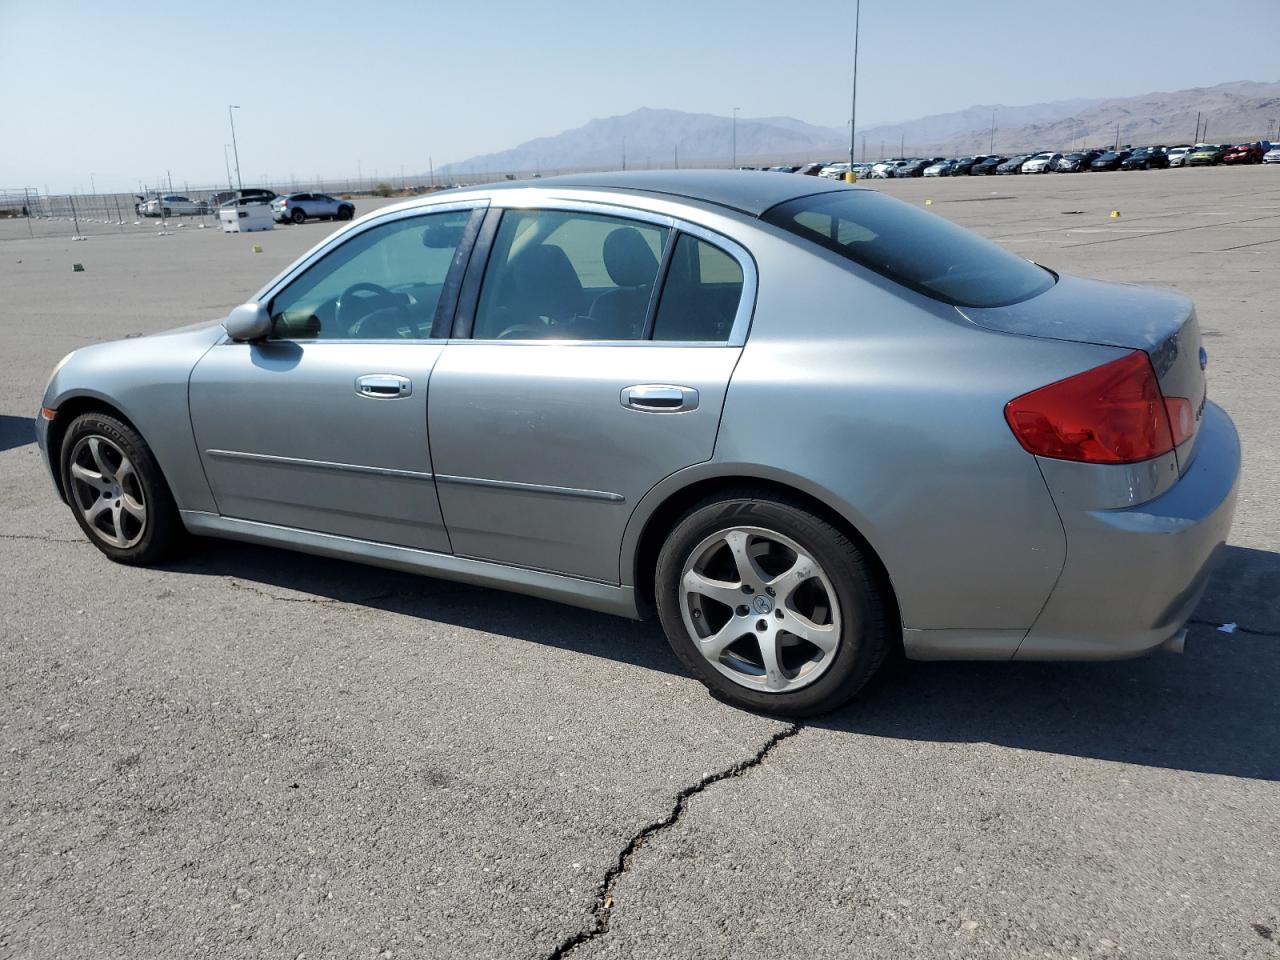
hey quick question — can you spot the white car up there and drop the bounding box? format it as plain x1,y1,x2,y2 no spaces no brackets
1264,147,1280,165
922,160,953,177
819,162,851,179
1021,152,1062,174
1167,146,1192,168
868,159,908,179
142,195,204,217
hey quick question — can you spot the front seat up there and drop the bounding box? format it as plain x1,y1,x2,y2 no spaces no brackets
507,245,585,333
588,227,660,339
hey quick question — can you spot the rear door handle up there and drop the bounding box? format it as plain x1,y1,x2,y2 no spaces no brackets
356,374,412,399
621,384,699,413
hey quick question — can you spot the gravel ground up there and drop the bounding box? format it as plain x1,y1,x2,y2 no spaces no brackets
1,168,1278,959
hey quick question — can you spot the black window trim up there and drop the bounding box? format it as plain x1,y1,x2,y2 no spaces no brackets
246,200,489,344
448,199,757,347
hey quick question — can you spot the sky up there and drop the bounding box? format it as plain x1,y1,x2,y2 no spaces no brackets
1,0,1277,193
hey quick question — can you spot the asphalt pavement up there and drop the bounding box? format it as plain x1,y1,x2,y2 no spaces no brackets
2,169,1278,959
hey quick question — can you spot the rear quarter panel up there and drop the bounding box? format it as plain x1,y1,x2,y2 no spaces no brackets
708,228,1132,634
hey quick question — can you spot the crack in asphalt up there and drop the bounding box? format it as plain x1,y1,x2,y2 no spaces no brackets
0,532,87,544
226,579,396,607
545,722,803,960
1189,617,1280,639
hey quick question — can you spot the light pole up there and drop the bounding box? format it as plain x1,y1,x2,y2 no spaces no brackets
224,145,233,191
847,0,860,180
731,107,740,168
228,105,243,191
989,107,997,154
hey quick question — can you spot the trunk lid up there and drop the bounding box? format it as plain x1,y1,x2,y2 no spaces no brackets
958,274,1207,471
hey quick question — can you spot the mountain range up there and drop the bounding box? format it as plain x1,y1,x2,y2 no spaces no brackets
441,81,1280,174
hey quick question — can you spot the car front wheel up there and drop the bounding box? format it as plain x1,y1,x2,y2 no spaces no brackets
291,208,306,224
60,412,183,565
655,493,891,716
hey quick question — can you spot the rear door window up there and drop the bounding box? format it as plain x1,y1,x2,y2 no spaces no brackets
471,209,669,341
651,235,744,342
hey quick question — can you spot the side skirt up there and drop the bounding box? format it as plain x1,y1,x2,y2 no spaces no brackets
180,511,641,619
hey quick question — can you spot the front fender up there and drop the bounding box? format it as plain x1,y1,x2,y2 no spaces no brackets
42,324,223,513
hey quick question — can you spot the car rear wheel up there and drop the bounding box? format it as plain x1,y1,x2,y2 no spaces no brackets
60,412,183,565
291,208,306,224
338,205,353,220
655,493,891,716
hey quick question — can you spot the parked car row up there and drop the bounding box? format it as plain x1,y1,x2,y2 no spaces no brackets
147,188,358,225
749,139,1276,182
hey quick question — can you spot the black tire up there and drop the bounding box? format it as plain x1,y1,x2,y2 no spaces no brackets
291,207,306,224
59,411,184,565
655,492,891,717
162,207,172,217
338,205,354,220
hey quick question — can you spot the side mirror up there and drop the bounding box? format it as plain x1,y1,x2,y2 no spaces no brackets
223,302,271,341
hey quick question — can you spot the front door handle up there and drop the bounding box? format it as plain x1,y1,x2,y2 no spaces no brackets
356,374,412,399
621,384,699,413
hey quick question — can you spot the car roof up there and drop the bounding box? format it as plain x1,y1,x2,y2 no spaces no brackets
474,170,853,217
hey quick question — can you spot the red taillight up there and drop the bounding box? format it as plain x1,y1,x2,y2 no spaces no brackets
1005,351,1179,464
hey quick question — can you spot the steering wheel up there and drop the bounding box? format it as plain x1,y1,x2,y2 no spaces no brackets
336,281,398,334
497,323,548,340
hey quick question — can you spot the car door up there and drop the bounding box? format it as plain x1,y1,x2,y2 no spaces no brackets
189,201,485,550
314,194,339,218
428,202,755,582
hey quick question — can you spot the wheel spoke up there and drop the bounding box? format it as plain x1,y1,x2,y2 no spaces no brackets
108,502,127,545
87,437,115,481
757,632,787,690
683,569,744,610
781,610,839,654
70,462,104,485
700,619,750,660
84,496,110,523
724,529,765,586
121,493,146,522
765,552,818,605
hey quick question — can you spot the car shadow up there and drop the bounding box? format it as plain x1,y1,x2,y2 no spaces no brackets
825,544,1280,782
171,539,1279,781
170,538,685,678
0,415,35,452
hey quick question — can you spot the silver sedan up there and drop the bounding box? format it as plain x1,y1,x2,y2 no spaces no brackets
36,171,1240,716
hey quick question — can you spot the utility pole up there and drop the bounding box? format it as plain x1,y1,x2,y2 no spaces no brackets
224,145,233,190
1115,123,1120,150
731,107,740,168
989,107,997,154
847,0,860,179
899,133,904,156
228,105,243,191
674,143,679,169
1194,111,1201,143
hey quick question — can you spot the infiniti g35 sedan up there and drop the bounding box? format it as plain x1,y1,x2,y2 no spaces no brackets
36,171,1240,716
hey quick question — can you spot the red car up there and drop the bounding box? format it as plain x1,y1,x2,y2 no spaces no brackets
1222,142,1267,165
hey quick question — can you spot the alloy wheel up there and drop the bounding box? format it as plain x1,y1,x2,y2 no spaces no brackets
67,435,147,548
678,526,842,693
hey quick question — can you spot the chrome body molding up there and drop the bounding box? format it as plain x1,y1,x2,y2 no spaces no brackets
205,449,436,482
179,511,640,619
434,474,626,503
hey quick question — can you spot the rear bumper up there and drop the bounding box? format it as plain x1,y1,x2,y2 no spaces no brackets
1015,401,1240,659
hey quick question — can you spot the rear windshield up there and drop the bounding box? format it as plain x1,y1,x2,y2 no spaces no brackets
762,190,1055,308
